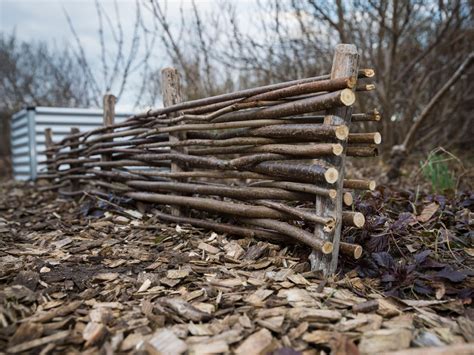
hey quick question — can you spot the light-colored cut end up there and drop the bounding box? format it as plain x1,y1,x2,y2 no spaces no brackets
374,114,381,121
324,218,336,232
360,68,375,78
325,168,339,184
328,189,337,199
370,108,381,121
365,84,376,91
332,144,343,156
341,88,356,106
322,242,334,255
368,180,376,191
335,125,349,140
353,245,363,259
343,192,353,206
347,77,357,89
353,212,365,228
374,132,382,144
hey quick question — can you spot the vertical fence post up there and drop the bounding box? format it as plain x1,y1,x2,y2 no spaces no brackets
69,127,80,192
102,94,116,171
44,128,54,176
162,67,186,217
310,44,360,275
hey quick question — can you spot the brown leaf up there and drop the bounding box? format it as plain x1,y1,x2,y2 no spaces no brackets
417,202,439,223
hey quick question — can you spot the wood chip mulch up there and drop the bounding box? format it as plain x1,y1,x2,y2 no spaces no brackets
0,182,473,354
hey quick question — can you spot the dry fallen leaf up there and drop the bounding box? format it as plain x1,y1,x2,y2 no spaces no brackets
417,202,439,223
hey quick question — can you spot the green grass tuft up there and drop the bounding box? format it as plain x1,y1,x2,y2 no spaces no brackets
420,150,456,194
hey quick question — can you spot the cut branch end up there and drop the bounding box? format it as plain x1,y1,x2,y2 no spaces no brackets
324,168,339,184
369,180,376,191
353,245,363,259
324,218,336,232
322,242,334,254
353,212,365,227
332,144,343,156
335,125,349,140
359,68,375,78
342,211,366,228
340,242,363,259
343,192,353,206
374,132,382,144
341,88,356,106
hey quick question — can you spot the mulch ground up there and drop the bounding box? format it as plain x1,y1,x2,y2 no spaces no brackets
0,181,473,354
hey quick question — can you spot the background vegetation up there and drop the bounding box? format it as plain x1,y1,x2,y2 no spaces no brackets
1,0,473,180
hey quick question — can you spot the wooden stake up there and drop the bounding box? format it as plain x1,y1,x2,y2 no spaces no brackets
310,43,359,276
101,94,116,174
162,67,186,217
44,128,54,175
69,127,80,192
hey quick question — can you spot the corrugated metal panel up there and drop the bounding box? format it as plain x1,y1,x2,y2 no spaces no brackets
11,106,133,180
10,110,31,180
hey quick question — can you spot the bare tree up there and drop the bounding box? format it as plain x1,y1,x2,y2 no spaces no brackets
0,32,94,178
143,0,237,100
64,0,157,106
0,32,92,112
147,0,473,176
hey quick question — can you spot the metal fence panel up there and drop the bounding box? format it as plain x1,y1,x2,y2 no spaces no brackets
10,107,132,180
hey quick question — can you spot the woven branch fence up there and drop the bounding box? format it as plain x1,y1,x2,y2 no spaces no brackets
38,44,380,275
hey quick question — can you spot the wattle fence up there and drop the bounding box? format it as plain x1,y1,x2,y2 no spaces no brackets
38,44,381,275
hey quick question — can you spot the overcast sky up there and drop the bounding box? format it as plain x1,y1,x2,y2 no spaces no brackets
0,0,258,110
0,1,224,43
